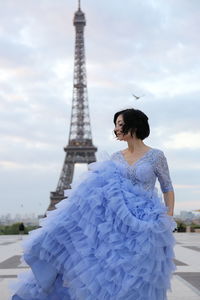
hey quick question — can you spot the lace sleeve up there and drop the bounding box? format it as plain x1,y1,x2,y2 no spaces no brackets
155,151,174,193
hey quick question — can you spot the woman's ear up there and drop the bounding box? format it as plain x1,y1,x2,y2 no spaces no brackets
130,128,137,137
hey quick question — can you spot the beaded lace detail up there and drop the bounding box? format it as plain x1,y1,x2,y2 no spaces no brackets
111,148,173,193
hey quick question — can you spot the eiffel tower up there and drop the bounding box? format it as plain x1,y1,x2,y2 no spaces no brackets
48,0,97,211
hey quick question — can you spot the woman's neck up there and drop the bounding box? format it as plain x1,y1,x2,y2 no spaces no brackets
126,139,148,153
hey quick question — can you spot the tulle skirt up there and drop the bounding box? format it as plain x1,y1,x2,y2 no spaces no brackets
11,160,176,300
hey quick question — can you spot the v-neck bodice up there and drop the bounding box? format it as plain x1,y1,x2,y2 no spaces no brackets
111,148,173,194
119,148,153,168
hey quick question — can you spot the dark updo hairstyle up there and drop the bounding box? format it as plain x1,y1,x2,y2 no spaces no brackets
113,108,150,140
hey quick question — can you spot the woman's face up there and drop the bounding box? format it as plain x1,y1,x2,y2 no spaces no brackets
114,114,129,141
115,114,135,141
115,114,124,138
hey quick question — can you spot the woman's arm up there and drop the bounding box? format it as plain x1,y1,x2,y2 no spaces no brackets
155,150,175,216
163,190,175,216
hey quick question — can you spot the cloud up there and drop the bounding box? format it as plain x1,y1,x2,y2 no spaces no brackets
174,200,200,213
175,184,200,189
164,132,200,150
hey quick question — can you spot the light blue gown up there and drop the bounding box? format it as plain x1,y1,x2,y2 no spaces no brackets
11,148,176,300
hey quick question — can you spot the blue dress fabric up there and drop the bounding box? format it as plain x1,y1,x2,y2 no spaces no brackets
11,148,176,300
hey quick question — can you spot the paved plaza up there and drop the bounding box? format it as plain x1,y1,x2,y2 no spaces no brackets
0,233,200,300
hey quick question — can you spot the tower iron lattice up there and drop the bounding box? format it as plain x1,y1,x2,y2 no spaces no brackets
48,1,97,211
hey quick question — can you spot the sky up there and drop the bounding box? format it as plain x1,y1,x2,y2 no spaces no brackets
0,0,200,217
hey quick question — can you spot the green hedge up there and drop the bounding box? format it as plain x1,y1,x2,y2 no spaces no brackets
190,223,200,232
175,221,186,232
0,223,39,235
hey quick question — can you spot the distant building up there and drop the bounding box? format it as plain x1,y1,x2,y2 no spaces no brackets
179,211,195,221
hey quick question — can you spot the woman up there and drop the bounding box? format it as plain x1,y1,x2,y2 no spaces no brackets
12,108,176,300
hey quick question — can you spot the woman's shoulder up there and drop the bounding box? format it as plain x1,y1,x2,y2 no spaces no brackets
150,147,165,156
149,148,168,167
110,148,166,162
110,151,121,160
111,148,164,157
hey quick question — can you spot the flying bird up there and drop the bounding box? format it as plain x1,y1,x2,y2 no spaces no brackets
132,93,145,100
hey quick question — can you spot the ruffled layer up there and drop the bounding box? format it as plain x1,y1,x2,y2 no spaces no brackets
11,160,176,300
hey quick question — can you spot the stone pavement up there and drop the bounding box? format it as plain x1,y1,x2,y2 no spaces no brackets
0,233,200,300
